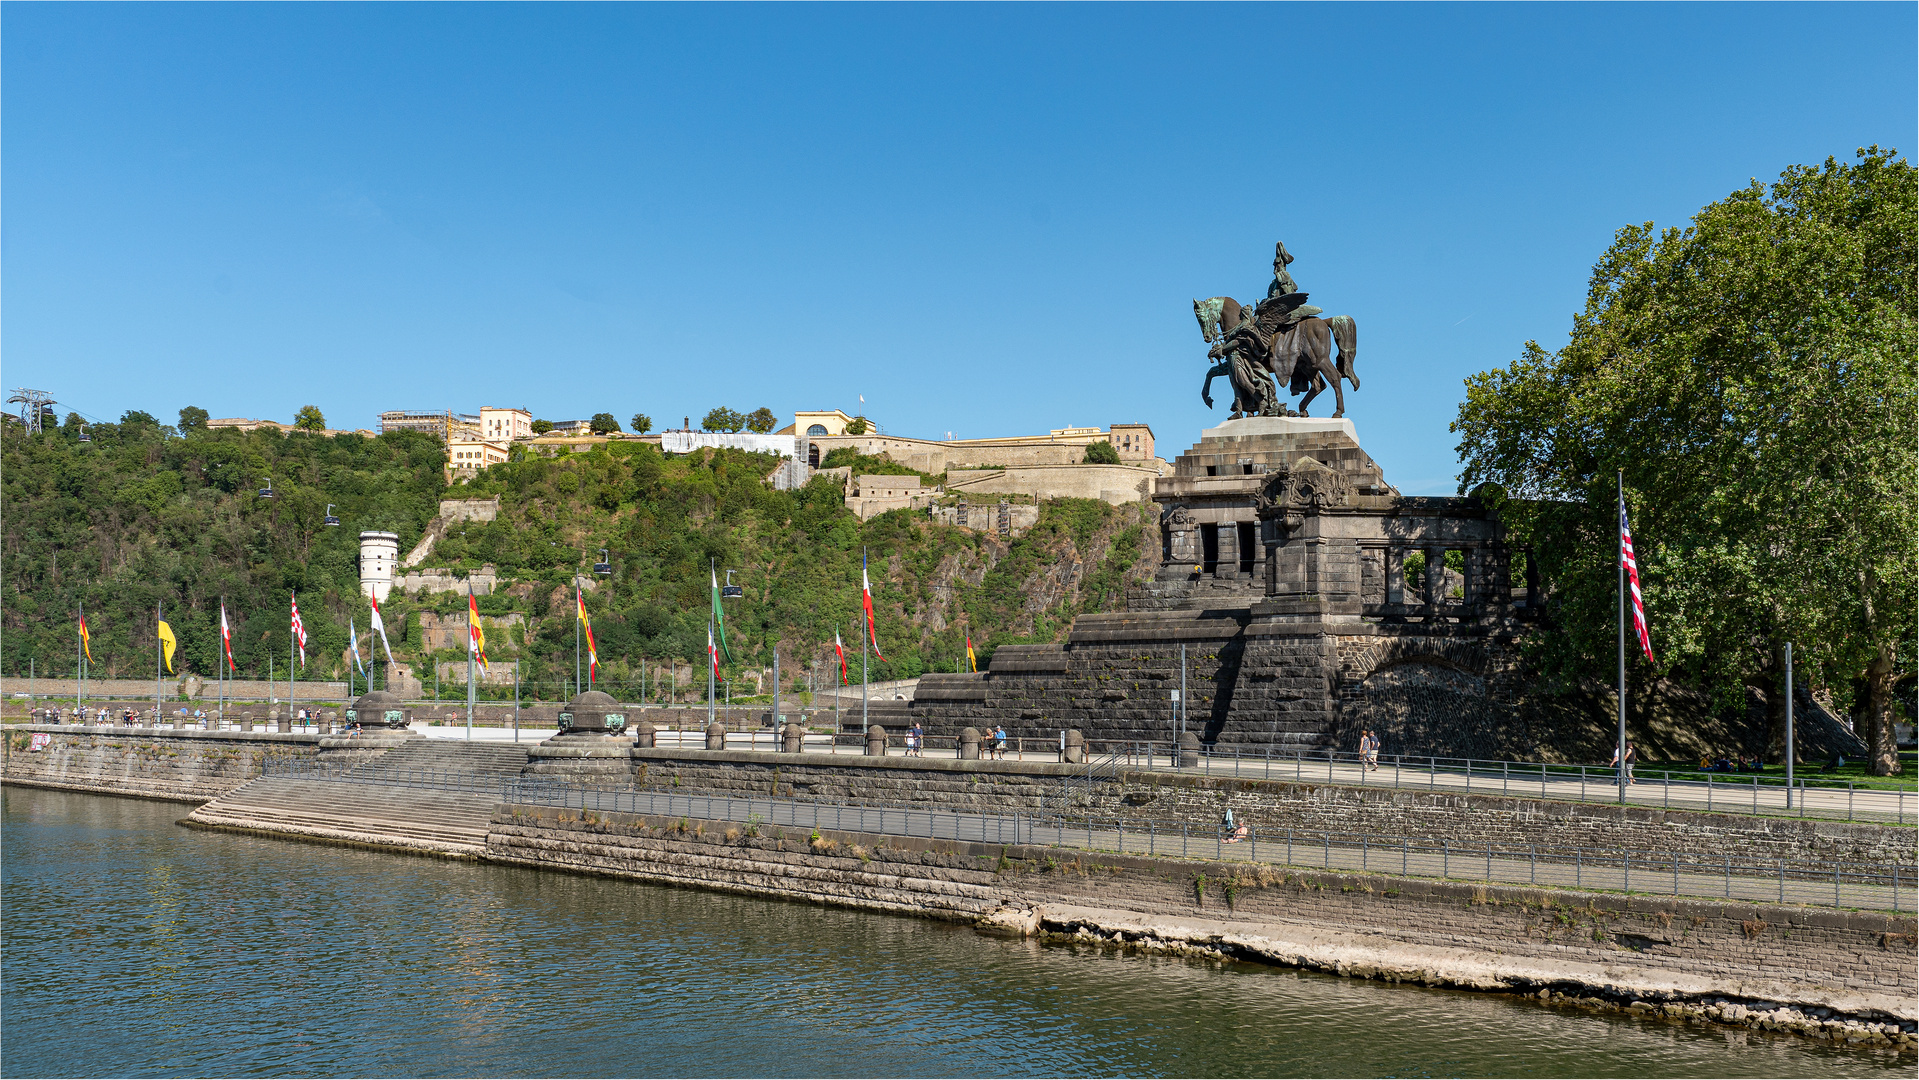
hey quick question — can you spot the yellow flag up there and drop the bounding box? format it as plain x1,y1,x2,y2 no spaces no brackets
157,620,177,674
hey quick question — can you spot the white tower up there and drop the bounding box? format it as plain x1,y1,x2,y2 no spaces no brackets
359,531,400,602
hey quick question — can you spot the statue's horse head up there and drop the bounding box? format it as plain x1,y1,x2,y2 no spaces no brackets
1193,297,1230,344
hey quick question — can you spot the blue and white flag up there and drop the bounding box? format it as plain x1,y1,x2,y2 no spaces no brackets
348,616,366,676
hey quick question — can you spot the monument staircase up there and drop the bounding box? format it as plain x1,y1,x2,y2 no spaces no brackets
186,738,531,856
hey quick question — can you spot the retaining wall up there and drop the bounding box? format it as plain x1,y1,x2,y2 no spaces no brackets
627,748,1914,867
1,726,325,802
485,802,1918,1031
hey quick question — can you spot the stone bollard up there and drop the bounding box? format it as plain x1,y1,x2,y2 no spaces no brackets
705,722,727,751
1062,729,1085,764
277,716,292,733
1178,731,1201,769
634,721,656,749
865,724,888,757
959,727,981,760
782,723,804,754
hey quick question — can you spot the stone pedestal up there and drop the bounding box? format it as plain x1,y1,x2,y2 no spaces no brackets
906,416,1523,758
534,690,634,779
865,724,887,756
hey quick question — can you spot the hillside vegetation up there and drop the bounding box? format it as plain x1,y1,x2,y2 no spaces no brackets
1,417,1157,700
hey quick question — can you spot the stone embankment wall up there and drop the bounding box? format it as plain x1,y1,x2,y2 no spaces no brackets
2,726,324,802
628,749,1914,867
487,802,1917,1037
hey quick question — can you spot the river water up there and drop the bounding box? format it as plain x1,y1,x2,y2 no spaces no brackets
1,787,1907,1079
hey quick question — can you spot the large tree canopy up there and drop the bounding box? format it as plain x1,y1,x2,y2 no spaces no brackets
1452,147,1916,773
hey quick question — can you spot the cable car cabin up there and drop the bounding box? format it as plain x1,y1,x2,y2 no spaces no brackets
323,504,341,526
258,477,276,499
720,585,744,599
77,426,92,443
593,561,613,576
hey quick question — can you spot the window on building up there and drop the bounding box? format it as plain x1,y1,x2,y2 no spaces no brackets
807,424,828,436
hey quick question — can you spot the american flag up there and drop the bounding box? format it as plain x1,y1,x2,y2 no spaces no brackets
1620,499,1654,664
290,593,307,666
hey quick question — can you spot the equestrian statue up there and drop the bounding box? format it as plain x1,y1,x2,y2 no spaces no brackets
1193,241,1359,419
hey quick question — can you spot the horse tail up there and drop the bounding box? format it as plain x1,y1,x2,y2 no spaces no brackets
1327,314,1359,388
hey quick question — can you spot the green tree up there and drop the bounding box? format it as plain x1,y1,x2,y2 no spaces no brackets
629,413,653,435
178,406,210,433
702,407,745,433
844,416,869,436
531,419,555,435
590,413,621,434
120,410,158,427
1452,147,1916,774
744,407,777,434
293,405,326,432
1082,440,1121,465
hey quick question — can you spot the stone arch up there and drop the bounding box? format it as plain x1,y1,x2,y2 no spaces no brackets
1338,637,1489,682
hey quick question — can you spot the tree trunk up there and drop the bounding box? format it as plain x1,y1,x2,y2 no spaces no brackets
1764,643,1790,764
1864,646,1901,776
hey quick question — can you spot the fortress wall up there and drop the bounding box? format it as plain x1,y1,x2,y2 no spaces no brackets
945,464,1159,506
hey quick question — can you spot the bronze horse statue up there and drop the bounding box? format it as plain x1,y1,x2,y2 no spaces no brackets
1193,296,1359,418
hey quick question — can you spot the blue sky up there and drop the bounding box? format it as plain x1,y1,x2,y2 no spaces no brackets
4,3,1912,493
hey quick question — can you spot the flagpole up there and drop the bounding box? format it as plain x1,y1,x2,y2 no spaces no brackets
155,602,163,724
466,584,475,742
575,581,581,699
708,558,716,732
1616,469,1627,805
76,602,84,720
289,595,297,727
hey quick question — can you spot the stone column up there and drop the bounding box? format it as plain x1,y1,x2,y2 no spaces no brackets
865,724,888,757
634,721,656,749
1062,729,1085,764
705,722,726,750
781,723,803,754
1424,544,1446,611
1216,521,1239,579
959,727,981,760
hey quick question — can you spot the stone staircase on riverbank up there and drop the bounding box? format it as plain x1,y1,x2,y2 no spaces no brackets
186,740,530,856
354,738,530,778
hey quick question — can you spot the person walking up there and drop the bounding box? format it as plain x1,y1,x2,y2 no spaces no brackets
1609,742,1639,785
908,721,924,757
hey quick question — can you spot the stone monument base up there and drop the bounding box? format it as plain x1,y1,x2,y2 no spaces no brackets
909,417,1528,755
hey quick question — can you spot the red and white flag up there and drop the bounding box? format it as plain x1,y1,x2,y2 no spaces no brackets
368,593,395,663
861,555,885,661
833,629,849,685
708,623,723,683
1619,498,1654,664
220,603,236,671
290,593,308,666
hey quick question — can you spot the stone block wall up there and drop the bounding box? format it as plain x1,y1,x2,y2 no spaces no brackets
1,726,324,802
486,801,1917,1015
620,748,1915,869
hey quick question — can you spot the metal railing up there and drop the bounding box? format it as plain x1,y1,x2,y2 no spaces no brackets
252,762,1909,912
